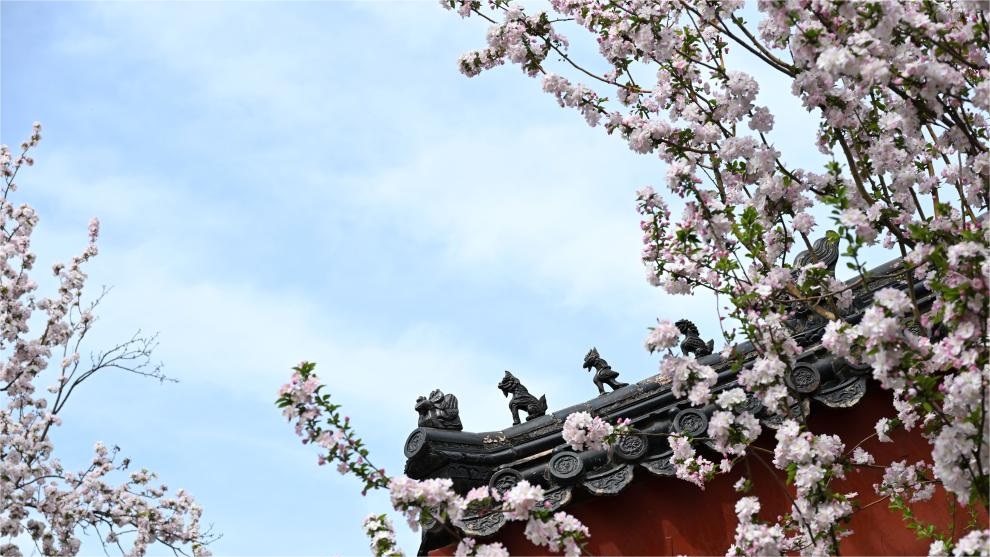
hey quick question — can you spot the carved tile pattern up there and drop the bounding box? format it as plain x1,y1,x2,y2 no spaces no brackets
445,464,491,482
404,430,426,458
583,464,634,495
760,400,809,429
541,488,572,511
761,412,786,429
461,511,506,537
615,434,648,461
787,365,821,394
739,394,763,415
814,377,867,408
641,453,675,476
488,468,522,496
673,409,708,437
549,451,584,483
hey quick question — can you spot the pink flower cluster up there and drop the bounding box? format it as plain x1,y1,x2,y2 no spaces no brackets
644,319,680,353
773,420,854,554
929,529,990,557
455,538,509,557
707,389,762,474
667,434,715,489
875,460,935,504
387,475,589,557
389,476,465,530
659,356,717,406
561,411,614,451
707,398,761,466
362,514,404,557
522,511,589,557
822,279,989,505
726,497,785,557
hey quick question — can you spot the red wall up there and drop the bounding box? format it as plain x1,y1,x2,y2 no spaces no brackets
434,385,987,555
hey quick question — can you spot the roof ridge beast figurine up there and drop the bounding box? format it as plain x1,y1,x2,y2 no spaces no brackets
497,371,547,425
582,347,628,395
415,389,463,431
674,319,714,358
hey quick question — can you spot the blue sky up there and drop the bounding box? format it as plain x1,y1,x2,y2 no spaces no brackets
1,2,832,555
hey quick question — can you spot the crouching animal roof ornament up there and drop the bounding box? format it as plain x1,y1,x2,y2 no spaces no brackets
415,389,463,431
497,370,547,426
674,319,714,357
582,347,628,395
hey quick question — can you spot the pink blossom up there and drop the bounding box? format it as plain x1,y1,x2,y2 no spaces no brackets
851,447,874,466
562,411,614,451
872,288,911,314
668,434,714,488
503,480,545,520
455,538,510,557
645,319,680,352
363,514,403,557
727,496,785,557
791,212,815,234
523,511,589,556
951,529,990,556
659,356,717,406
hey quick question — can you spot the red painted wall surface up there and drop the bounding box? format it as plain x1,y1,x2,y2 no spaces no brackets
433,384,988,556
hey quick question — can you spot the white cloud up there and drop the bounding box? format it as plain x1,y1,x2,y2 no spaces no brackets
352,122,684,313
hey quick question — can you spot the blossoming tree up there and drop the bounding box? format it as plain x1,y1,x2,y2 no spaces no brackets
280,1,988,555
0,126,214,556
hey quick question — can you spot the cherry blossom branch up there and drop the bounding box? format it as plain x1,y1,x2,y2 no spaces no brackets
1,125,215,557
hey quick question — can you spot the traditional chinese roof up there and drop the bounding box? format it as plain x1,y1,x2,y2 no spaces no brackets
403,251,927,553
